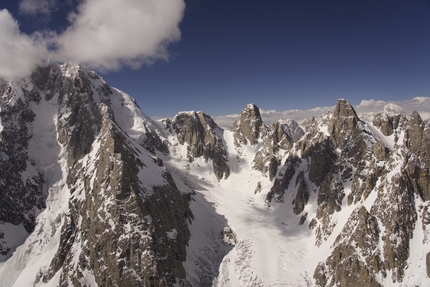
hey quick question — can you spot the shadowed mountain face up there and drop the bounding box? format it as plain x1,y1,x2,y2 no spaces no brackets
1,63,429,287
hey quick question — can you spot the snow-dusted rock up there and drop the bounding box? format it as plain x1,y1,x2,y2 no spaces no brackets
0,63,191,287
165,111,230,180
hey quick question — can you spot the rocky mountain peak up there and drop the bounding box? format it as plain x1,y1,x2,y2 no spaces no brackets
332,98,359,119
252,120,294,180
168,111,230,180
280,119,304,142
409,110,425,130
232,103,265,145
404,110,430,168
243,103,261,116
372,112,403,137
0,63,192,286
329,98,361,149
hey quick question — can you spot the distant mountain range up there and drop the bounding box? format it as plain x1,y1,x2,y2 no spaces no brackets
211,97,430,128
0,63,429,287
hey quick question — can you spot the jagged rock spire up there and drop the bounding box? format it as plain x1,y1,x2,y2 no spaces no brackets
240,103,263,145
329,99,361,149
232,103,264,145
332,98,359,119
170,111,230,180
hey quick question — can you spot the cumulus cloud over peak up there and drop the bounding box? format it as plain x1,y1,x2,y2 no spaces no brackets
0,9,49,80
0,0,186,79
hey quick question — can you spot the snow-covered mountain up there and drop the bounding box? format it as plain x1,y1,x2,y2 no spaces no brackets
0,63,429,286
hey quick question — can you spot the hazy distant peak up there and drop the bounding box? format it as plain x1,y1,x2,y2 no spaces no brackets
383,103,404,114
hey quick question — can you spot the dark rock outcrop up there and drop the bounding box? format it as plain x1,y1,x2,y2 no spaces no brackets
266,155,301,204
329,99,360,150
304,139,338,187
310,103,426,285
253,121,293,180
370,174,417,283
373,141,389,161
0,77,47,259
314,206,383,287
281,120,304,142
372,112,403,137
292,171,308,215
169,111,230,180
0,98,44,232
232,103,266,146
404,111,430,167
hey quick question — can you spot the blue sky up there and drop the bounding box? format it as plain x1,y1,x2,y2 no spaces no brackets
1,0,430,118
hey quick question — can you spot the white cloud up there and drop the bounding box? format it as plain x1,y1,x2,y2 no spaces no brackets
19,0,58,17
0,9,49,80
355,97,430,114
213,114,241,129
354,99,390,113
0,0,186,79
259,106,334,124
52,0,185,71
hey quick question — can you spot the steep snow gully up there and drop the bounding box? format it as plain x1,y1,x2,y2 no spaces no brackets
1,63,430,286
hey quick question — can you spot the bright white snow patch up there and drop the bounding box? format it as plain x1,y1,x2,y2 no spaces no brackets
60,62,80,78
363,121,396,149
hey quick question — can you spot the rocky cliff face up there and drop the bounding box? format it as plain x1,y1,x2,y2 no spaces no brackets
281,119,305,142
232,104,294,180
231,103,266,146
164,111,230,180
0,79,45,259
1,64,429,287
0,63,191,286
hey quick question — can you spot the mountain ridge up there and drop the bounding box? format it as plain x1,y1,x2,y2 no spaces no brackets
0,63,429,286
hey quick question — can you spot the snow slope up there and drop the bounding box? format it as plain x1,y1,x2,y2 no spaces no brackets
160,128,321,286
